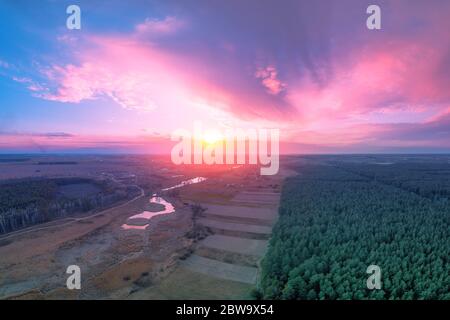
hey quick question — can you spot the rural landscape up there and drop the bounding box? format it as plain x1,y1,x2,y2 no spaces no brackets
0,154,286,299
0,154,448,299
0,0,449,302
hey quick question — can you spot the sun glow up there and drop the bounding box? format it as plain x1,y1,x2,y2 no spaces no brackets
201,130,223,145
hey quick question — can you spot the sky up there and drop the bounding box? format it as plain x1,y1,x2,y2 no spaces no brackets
0,0,449,154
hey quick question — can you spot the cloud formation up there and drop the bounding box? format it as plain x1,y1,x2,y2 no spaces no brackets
8,0,450,152
255,66,286,95
135,16,185,36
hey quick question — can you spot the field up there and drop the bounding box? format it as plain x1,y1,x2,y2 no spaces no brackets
181,255,258,284
125,165,291,299
128,267,252,300
199,235,268,257
0,154,447,300
0,154,289,299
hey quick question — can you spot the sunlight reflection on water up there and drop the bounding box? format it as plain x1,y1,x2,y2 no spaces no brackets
121,177,206,230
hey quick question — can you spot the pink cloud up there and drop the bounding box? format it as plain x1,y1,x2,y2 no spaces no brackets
14,4,449,151
255,66,286,95
28,32,449,149
425,106,450,123
12,76,47,93
135,16,185,36
285,39,449,137
30,30,293,127
37,38,194,112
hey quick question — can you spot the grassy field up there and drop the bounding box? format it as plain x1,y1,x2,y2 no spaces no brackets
128,266,253,300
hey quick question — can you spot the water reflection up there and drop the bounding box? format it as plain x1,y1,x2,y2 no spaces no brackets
162,177,207,191
122,224,148,230
121,196,174,230
122,177,206,230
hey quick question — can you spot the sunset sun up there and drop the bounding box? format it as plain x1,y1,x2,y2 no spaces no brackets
201,130,223,145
